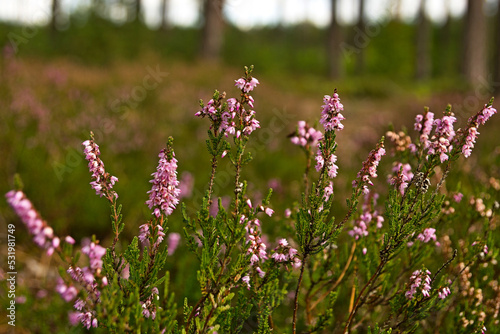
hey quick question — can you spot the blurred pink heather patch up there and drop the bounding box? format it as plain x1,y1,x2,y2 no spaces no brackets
5,190,73,256
290,120,323,147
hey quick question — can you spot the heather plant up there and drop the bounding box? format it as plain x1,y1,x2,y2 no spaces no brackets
4,66,499,333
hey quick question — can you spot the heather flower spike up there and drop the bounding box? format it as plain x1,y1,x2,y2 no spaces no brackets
82,132,118,200
146,137,181,218
353,138,386,194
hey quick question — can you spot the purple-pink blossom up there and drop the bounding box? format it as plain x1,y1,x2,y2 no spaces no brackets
320,91,345,132
290,121,323,147
146,147,181,218
82,137,118,198
405,269,432,300
389,162,413,195
348,191,384,240
5,190,73,256
353,141,386,194
167,232,181,255
272,239,301,269
438,287,451,299
416,228,437,244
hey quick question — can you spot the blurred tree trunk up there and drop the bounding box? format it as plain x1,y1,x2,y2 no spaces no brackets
415,0,431,80
51,0,60,32
495,0,500,95
200,0,225,61
355,0,365,74
437,0,452,76
390,0,402,21
462,0,487,87
327,0,342,79
135,0,142,22
160,0,169,30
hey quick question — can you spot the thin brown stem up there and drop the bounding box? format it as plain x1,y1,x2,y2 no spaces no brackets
309,242,357,312
293,253,308,334
344,259,386,333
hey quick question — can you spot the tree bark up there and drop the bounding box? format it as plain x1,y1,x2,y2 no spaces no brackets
355,0,365,74
51,0,59,32
462,0,487,87
415,0,431,80
160,0,168,30
327,0,342,79
200,0,225,62
135,0,142,22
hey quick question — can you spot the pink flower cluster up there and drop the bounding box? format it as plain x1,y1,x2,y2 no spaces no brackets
348,191,384,240
462,104,497,158
412,110,434,151
66,241,107,329
405,269,432,300
82,138,118,198
353,141,386,194
416,228,438,244
388,162,413,195
146,148,181,218
5,190,74,256
315,151,338,179
320,91,345,132
290,121,323,147
271,239,301,269
138,224,165,248
243,215,268,267
141,287,160,319
437,286,451,299
428,114,456,163
195,74,261,138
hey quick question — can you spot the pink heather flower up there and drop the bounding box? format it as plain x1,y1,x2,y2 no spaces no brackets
405,269,432,300
460,103,496,158
68,312,80,326
349,191,384,240
453,192,463,203
389,162,413,195
5,190,65,256
178,172,194,199
256,267,266,278
315,149,339,179
167,232,181,255
263,207,274,216
320,90,345,132
141,288,160,320
284,208,292,218
353,141,386,193
241,275,251,289
323,181,334,201
414,110,434,149
78,311,98,329
81,242,106,271
461,126,478,158
290,121,323,148
426,112,456,162
82,137,118,198
272,239,301,268
475,104,497,125
247,228,268,265
65,236,75,244
416,228,437,243
438,287,451,299
146,147,181,218
55,278,78,302
138,224,150,246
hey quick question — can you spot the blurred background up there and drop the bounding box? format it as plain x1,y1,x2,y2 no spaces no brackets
1,0,499,332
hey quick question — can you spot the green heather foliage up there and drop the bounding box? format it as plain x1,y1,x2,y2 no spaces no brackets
4,67,499,334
